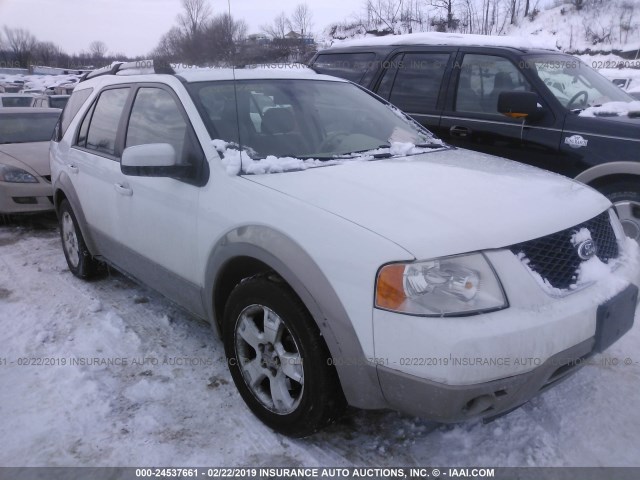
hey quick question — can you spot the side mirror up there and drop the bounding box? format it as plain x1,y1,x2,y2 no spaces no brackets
121,143,184,177
498,91,545,122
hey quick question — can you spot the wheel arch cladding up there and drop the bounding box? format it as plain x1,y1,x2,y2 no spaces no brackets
53,174,99,255
203,225,388,410
575,161,640,188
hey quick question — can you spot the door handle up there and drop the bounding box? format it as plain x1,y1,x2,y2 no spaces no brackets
449,125,471,138
113,183,133,196
67,164,79,174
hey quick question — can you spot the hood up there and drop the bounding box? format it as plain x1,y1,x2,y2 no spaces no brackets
245,149,612,259
0,142,51,177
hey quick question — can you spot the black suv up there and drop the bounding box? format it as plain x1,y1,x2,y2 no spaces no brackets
310,33,640,240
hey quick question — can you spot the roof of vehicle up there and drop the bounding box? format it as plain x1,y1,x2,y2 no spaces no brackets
0,93,35,97
79,65,344,87
324,31,559,52
0,107,61,115
176,67,341,83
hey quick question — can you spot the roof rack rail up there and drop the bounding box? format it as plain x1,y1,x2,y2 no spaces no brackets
79,60,176,83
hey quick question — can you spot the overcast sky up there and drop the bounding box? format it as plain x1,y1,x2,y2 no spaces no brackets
0,0,360,57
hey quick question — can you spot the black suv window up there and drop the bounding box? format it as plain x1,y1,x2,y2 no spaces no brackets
385,53,449,114
455,54,532,114
82,88,129,156
312,52,377,85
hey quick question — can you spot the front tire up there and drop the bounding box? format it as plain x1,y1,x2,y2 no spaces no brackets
599,181,640,241
58,199,98,279
223,276,345,437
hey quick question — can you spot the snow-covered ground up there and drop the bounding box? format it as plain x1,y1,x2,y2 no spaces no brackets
1,214,640,467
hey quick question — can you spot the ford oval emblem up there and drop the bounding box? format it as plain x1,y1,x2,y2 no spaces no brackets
577,240,597,260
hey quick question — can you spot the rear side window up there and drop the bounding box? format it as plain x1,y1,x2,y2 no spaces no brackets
312,53,376,85
56,88,93,141
82,88,129,156
386,53,449,114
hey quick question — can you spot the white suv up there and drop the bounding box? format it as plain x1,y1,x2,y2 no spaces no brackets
50,61,640,437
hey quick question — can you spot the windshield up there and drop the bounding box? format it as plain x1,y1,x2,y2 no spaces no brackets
0,113,60,143
1,96,33,107
187,79,442,171
527,55,634,111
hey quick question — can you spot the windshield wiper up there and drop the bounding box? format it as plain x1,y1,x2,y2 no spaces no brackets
415,142,445,149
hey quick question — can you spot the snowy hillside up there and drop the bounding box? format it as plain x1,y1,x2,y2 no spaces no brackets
503,3,640,54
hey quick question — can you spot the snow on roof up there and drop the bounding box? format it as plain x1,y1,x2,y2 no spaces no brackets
327,31,558,51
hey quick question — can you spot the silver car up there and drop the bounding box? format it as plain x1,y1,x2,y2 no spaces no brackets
0,108,61,214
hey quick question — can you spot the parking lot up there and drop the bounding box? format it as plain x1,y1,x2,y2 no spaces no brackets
1,214,639,466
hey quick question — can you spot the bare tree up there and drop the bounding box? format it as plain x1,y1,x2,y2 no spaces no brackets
366,0,404,32
508,0,519,25
427,0,457,30
178,0,213,39
289,3,314,38
3,27,37,67
89,40,108,59
204,13,248,64
262,12,289,39
153,26,185,61
33,41,63,66
619,1,636,44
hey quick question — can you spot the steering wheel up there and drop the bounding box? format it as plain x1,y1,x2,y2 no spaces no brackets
319,132,349,152
567,90,589,110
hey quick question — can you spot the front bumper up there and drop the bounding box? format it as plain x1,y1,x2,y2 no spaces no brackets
0,180,54,214
377,336,595,422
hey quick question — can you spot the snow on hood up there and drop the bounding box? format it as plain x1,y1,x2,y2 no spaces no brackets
579,101,640,118
244,148,611,259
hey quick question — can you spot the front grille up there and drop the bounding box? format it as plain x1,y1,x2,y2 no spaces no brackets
510,211,619,290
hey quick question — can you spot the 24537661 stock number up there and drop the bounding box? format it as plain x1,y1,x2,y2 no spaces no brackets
136,469,258,478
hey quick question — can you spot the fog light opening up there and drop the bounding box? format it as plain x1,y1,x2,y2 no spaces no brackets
13,197,38,205
462,395,496,416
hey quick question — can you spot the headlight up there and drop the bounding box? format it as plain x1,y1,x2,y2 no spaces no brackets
375,253,508,316
0,164,38,183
